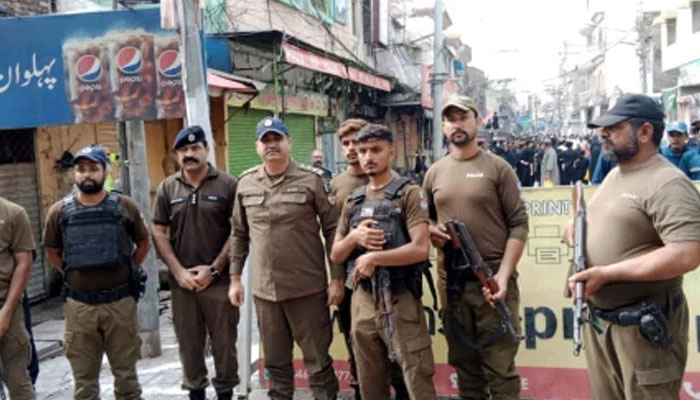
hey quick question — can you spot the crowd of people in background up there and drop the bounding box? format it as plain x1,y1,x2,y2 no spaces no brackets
483,115,700,187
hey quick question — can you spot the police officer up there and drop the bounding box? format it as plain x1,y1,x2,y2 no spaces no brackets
0,197,36,400
43,145,150,400
330,124,437,400
152,126,239,400
568,94,700,399
329,118,409,400
423,95,528,400
227,117,340,400
661,121,694,167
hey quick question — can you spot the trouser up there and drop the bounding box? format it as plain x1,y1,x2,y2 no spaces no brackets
584,291,688,400
0,304,35,400
443,276,521,400
351,287,436,400
337,288,409,399
170,274,240,393
63,296,142,400
22,292,39,385
255,291,338,400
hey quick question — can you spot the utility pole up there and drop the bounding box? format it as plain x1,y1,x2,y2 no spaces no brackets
431,0,446,162
112,0,161,358
176,0,216,166
635,0,650,94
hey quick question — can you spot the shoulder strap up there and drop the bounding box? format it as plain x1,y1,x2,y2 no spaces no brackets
298,164,325,177
347,184,367,204
238,165,259,179
384,177,412,200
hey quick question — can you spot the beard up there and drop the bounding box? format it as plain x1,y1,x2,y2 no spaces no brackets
449,129,474,146
77,179,105,194
601,132,639,162
364,163,388,177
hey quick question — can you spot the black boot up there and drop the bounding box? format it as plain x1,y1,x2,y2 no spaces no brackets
216,391,233,400
189,388,206,400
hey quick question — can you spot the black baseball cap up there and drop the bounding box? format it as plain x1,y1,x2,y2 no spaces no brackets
174,125,207,150
587,94,665,129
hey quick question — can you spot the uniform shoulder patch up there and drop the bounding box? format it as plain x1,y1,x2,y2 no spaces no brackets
298,164,325,177
238,165,259,179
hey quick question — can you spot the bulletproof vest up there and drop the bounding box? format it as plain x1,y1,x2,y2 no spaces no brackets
345,177,423,293
60,192,125,271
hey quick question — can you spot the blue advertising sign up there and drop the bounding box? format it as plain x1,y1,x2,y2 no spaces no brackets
0,8,186,130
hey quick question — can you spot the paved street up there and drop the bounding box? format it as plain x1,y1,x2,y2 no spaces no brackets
30,292,331,400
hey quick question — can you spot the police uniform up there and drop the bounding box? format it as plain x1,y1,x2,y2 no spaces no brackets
423,95,529,400
0,197,36,400
152,126,239,399
583,96,700,400
229,117,340,400
336,175,436,400
43,147,149,400
330,169,408,400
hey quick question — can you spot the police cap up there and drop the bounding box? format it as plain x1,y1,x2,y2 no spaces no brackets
588,94,664,129
256,117,289,140
174,125,207,150
73,145,109,168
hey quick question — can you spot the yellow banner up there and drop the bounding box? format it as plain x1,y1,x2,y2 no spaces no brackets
267,183,700,398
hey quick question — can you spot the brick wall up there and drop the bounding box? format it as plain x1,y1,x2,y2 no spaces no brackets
2,0,51,16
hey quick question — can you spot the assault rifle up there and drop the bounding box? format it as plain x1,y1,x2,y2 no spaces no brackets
372,267,398,361
445,220,521,345
565,181,587,356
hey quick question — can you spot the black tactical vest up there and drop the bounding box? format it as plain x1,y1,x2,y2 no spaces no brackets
345,177,425,295
60,192,125,271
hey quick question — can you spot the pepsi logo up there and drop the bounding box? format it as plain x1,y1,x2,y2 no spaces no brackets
117,46,142,74
158,49,182,78
76,55,103,83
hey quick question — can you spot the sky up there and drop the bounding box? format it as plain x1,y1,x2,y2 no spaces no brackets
444,0,671,96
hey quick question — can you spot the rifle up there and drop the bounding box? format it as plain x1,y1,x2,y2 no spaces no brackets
445,220,521,345
565,181,587,356
372,267,398,362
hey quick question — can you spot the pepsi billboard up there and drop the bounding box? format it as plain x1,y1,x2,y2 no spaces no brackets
0,8,189,129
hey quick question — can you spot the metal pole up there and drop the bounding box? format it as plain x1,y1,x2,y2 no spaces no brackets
431,0,445,162
176,0,216,166
113,0,130,195
235,255,256,400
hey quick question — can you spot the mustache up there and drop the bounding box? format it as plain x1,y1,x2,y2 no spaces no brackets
182,157,199,164
265,147,281,155
452,128,468,135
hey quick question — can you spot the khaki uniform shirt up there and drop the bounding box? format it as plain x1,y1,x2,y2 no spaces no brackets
423,150,529,266
152,165,237,272
587,154,700,309
0,197,34,303
230,161,341,302
330,169,369,210
43,193,150,292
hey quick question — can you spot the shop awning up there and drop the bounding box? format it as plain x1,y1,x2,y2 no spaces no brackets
207,69,259,97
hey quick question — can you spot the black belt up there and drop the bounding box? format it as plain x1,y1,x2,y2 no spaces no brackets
591,293,683,326
64,284,132,305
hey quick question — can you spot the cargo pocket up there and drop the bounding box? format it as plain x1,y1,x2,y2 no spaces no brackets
633,364,682,399
63,331,76,358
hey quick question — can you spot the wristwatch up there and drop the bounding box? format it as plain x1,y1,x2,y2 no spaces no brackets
209,265,220,278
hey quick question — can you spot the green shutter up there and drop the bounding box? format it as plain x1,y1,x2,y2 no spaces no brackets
284,114,316,166
227,109,316,177
227,108,271,177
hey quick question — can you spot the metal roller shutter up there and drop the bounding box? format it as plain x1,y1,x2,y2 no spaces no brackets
284,114,316,166
227,108,271,177
227,110,316,176
0,162,46,301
